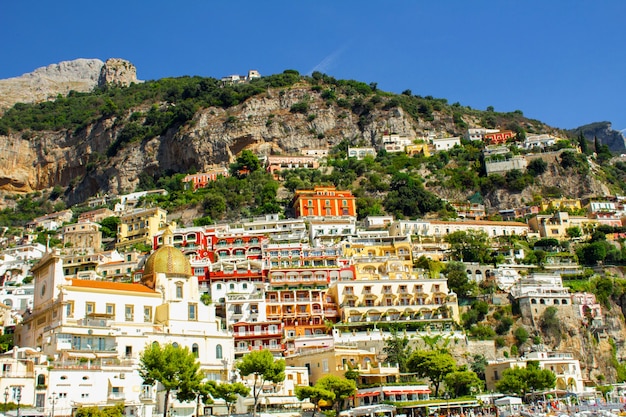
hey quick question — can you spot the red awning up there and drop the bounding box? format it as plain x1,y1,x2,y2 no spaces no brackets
356,391,380,397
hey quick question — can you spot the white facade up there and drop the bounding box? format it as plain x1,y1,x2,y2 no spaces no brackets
465,128,499,141
348,147,377,160
307,216,357,245
430,136,461,151
231,214,308,243
16,243,233,417
522,134,558,150
389,219,529,238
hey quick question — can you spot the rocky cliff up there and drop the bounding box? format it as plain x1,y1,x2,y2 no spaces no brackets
570,121,626,153
0,58,138,114
0,59,615,210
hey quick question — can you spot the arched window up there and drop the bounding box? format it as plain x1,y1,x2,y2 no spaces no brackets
37,374,46,386
192,343,199,358
172,342,179,348
216,344,223,359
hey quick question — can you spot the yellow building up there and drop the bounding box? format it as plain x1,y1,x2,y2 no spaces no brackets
540,198,582,213
406,143,431,157
116,207,167,251
328,257,459,329
528,212,597,239
343,235,413,262
62,221,102,251
284,345,398,385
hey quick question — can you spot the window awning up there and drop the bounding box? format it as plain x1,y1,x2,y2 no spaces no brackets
65,352,97,359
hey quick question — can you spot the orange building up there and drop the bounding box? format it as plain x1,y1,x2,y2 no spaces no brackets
292,186,356,218
484,130,515,145
183,168,230,191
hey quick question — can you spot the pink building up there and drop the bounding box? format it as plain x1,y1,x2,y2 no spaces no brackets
183,168,230,191
266,156,319,179
571,292,603,325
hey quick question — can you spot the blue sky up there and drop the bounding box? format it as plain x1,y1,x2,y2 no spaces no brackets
2,1,625,131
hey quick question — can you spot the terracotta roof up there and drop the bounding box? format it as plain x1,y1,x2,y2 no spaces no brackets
68,279,155,293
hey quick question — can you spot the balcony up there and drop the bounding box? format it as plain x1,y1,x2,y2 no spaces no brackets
108,392,126,401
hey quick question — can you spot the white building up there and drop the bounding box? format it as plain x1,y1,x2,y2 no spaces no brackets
381,134,412,153
430,136,461,151
348,147,377,160
389,219,529,239
522,134,558,150
465,128,500,142
231,214,308,243
16,229,233,417
486,350,587,394
307,216,356,245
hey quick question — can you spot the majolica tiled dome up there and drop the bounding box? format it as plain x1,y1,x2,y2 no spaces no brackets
141,229,191,289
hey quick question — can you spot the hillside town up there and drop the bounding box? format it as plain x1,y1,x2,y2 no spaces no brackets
1,127,626,417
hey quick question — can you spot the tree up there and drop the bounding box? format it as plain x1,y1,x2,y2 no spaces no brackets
139,343,203,417
295,385,335,417
99,216,120,239
443,261,477,297
75,404,124,417
514,327,529,346
470,354,488,381
444,230,493,264
382,326,412,373
315,375,357,414
527,158,547,176
495,363,556,396
566,226,582,239
579,241,607,265
444,370,484,397
236,349,285,417
202,193,227,220
230,149,261,176
206,381,250,417
407,350,457,397
578,132,590,154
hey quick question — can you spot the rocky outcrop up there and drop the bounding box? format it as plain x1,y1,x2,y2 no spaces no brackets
570,121,626,153
0,59,104,112
98,58,138,88
0,58,138,114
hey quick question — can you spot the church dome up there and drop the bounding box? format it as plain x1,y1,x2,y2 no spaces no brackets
141,229,191,289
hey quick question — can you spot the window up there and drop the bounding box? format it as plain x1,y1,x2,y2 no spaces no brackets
143,306,152,322
216,284,222,290
229,283,235,290
125,305,134,321
192,344,199,358
85,302,95,315
66,301,74,317
216,344,223,359
106,304,115,316
188,303,197,321
176,284,183,299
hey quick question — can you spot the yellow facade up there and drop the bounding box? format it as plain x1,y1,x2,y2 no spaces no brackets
328,255,460,327
406,143,431,157
540,198,582,212
284,345,398,385
116,207,167,251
